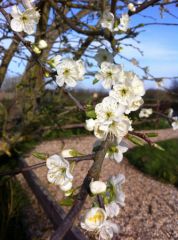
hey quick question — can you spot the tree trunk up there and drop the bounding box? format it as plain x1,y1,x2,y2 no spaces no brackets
0,38,19,87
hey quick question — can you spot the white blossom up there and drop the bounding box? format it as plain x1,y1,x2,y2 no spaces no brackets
95,96,125,123
90,181,107,195
109,83,132,106
50,55,61,68
125,97,144,114
129,73,145,97
128,3,136,12
110,174,125,206
172,117,178,130
99,220,119,240
81,207,107,232
105,202,120,218
110,72,145,113
38,39,48,49
109,116,132,139
86,114,131,140
100,11,114,31
46,154,73,191
95,49,113,65
10,5,40,34
115,13,129,32
85,118,96,131
106,141,128,163
55,59,85,87
85,118,109,139
94,121,110,140
60,179,73,192
22,0,33,9
95,62,124,89
139,108,153,118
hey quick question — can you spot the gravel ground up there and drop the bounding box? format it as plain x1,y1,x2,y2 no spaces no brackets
17,129,178,240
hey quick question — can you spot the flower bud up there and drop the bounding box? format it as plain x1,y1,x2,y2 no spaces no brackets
32,45,41,54
38,39,48,49
44,72,50,78
60,180,72,192
128,3,136,12
61,149,81,158
85,118,95,131
90,181,107,195
64,189,73,197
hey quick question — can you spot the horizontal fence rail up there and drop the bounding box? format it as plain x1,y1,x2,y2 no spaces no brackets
19,157,88,240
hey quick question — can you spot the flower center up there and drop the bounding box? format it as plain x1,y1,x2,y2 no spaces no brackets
102,55,107,61
88,211,104,224
107,18,112,23
106,111,113,119
106,71,113,78
60,167,67,175
21,15,28,22
120,88,128,96
63,68,70,77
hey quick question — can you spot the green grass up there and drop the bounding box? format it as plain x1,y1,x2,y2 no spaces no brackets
125,138,178,187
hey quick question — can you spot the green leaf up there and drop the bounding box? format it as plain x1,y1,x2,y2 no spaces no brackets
127,134,144,146
93,78,99,85
60,197,74,206
69,149,83,157
145,132,158,138
32,152,48,160
137,23,145,28
86,110,96,119
152,143,165,151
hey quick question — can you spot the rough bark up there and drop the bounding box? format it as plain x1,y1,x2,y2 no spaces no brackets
0,37,19,87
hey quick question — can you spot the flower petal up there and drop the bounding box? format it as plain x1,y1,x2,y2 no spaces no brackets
10,19,23,32
11,5,22,19
23,20,36,34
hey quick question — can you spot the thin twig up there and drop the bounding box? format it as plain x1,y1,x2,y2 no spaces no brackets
0,154,95,177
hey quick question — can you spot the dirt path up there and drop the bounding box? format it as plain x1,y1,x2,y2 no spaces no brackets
17,129,178,240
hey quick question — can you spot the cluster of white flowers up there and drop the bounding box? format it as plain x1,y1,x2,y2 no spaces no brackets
52,57,85,87
83,51,145,238
81,174,125,239
139,108,153,118
46,154,73,193
10,2,40,35
86,60,145,144
100,10,129,32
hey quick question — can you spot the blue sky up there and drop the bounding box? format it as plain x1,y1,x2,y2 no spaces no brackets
77,5,178,90
2,3,178,91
